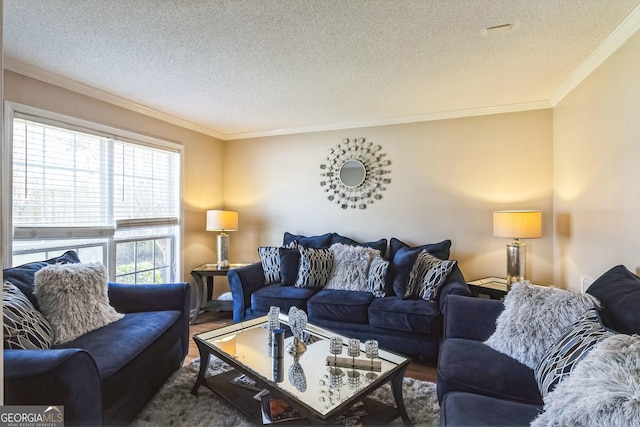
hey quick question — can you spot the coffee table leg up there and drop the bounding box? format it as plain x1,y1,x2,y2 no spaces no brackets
391,366,411,425
191,340,211,395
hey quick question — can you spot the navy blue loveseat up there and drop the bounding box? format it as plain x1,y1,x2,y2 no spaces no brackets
437,265,640,426
229,233,471,360
3,251,191,426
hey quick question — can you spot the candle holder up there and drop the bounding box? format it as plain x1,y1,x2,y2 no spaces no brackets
328,366,344,389
347,369,361,389
364,339,379,380
347,338,360,365
268,306,280,330
329,336,343,364
287,307,308,356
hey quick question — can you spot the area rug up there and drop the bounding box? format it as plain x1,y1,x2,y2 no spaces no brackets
131,357,440,426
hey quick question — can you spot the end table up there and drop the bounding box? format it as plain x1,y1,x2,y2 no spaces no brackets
190,263,250,324
468,277,546,300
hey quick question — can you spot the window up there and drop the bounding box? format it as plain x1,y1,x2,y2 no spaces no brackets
5,104,182,283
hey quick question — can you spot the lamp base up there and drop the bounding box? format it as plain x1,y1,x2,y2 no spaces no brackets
506,239,526,289
217,232,230,268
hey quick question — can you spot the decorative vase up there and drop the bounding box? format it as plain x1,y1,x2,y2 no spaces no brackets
287,307,308,356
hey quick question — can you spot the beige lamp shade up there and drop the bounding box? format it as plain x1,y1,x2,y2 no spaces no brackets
493,210,542,239
206,210,238,232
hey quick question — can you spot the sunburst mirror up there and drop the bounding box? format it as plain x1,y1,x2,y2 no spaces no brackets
320,138,391,209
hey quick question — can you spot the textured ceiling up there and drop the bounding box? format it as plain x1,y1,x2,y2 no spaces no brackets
4,0,640,140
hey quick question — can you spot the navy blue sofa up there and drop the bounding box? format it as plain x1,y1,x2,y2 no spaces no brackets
3,252,191,426
229,233,472,360
437,265,640,426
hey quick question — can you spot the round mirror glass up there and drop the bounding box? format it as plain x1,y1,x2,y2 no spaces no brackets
339,160,366,188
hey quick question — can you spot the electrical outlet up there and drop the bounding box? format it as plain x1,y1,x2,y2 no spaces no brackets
580,275,594,293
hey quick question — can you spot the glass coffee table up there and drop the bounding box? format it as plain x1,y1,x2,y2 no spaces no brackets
191,314,411,425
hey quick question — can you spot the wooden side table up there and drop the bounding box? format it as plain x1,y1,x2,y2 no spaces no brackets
190,263,250,324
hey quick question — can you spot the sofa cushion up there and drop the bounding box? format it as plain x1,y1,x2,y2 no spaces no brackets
3,250,81,309
3,281,54,350
388,237,451,262
534,308,614,397
368,296,441,334
437,338,543,405
279,248,300,286
251,283,320,314
586,264,640,334
325,243,378,291
35,263,124,345
531,334,640,427
295,247,334,288
484,282,599,369
330,233,387,254
307,289,374,325
53,310,182,411
441,392,541,427
283,232,333,248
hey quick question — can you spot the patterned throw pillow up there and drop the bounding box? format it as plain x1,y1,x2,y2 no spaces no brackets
258,241,298,285
535,308,614,397
3,281,54,350
531,335,640,427
35,263,124,345
418,253,457,302
258,246,281,284
295,247,334,288
368,256,389,297
403,250,456,301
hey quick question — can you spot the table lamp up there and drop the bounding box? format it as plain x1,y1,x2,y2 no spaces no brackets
206,209,238,268
493,210,542,288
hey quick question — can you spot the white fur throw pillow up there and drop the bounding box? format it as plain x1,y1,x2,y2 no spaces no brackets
484,282,599,369
325,243,379,291
35,263,124,345
531,334,640,427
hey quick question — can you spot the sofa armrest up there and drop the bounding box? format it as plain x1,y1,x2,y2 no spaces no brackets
4,348,103,426
228,262,265,323
108,282,190,314
437,267,473,312
443,294,504,341
108,282,191,359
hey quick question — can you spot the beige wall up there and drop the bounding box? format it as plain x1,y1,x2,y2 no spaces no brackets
225,109,555,285
553,29,640,291
10,28,639,295
3,70,225,284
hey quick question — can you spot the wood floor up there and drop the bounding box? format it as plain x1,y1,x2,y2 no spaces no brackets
187,311,438,384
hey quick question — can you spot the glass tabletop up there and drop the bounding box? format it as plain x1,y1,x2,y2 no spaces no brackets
194,314,409,419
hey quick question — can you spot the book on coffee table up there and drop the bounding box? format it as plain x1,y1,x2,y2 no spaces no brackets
259,391,304,424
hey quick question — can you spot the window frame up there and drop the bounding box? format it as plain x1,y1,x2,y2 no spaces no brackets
2,101,184,282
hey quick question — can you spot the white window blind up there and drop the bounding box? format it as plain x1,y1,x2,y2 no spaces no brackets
12,115,180,240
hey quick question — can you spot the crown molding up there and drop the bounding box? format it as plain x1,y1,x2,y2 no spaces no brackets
5,60,550,141
222,101,553,140
4,60,228,141
550,4,640,106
